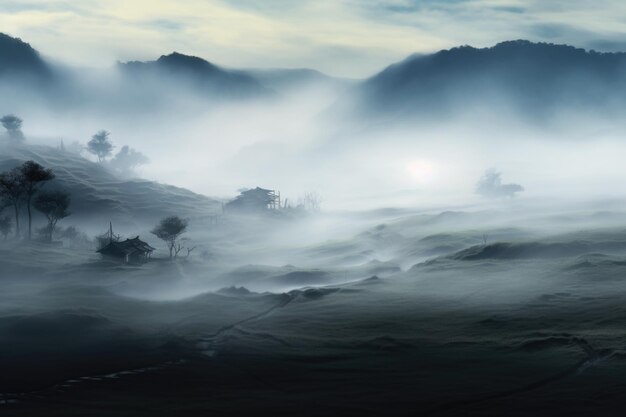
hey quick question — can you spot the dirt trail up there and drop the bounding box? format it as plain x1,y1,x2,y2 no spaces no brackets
0,292,297,406
196,292,295,356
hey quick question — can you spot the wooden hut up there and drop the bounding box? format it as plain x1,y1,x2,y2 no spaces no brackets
225,187,281,213
97,236,155,263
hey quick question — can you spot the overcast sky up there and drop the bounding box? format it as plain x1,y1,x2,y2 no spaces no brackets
2,0,626,77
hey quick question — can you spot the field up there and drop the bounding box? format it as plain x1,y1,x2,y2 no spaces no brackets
3,200,626,416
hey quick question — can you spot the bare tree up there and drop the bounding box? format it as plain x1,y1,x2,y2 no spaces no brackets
34,190,70,242
151,216,188,259
87,130,114,163
173,242,184,258
20,161,55,240
0,167,25,238
1,115,24,142
173,237,196,259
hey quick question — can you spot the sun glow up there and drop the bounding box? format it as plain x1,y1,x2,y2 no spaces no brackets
405,159,438,185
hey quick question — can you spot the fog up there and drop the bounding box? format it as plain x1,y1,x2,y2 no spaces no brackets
5,39,626,416
4,60,626,211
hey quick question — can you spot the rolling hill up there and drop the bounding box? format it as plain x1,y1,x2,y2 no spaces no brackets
0,143,222,227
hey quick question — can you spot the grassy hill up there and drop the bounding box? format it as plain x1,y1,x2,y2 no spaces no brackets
0,143,221,228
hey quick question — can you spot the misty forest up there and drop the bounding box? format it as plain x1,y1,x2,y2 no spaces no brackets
4,18,626,417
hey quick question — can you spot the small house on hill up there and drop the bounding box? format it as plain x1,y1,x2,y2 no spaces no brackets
225,187,281,213
97,236,155,263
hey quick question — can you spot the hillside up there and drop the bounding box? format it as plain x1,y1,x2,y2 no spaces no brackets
0,33,273,113
350,40,626,120
5,33,626,122
0,143,221,227
0,32,52,80
0,32,354,111
118,52,271,99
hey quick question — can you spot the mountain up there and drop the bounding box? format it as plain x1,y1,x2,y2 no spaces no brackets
0,32,349,110
118,52,271,99
0,33,52,82
5,32,626,123
351,40,626,121
0,143,221,227
0,32,272,111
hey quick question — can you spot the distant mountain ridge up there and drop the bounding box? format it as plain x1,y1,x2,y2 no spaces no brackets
0,33,52,81
118,52,270,98
242,68,353,92
352,40,626,120
3,32,626,120
0,32,348,95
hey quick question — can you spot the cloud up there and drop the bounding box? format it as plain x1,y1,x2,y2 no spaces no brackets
146,19,184,32
0,0,626,77
588,39,626,52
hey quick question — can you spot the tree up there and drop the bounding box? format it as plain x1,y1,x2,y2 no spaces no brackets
87,130,114,162
0,216,12,239
20,161,55,240
475,169,524,199
1,115,24,142
33,190,70,242
151,216,188,259
109,145,149,176
173,237,196,259
0,167,25,238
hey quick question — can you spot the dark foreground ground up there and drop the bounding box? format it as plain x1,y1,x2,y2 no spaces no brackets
4,210,626,416
7,347,626,417
4,256,626,417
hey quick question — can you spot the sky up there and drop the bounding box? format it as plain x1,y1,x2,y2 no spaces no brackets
2,0,626,78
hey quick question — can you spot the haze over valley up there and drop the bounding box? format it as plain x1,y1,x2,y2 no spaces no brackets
3,21,626,416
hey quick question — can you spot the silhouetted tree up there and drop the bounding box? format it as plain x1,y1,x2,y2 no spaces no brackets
34,190,70,242
0,215,12,239
20,161,55,240
110,146,149,176
0,167,25,238
173,237,196,258
151,216,188,259
87,130,114,162
1,115,24,142
476,169,524,199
